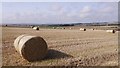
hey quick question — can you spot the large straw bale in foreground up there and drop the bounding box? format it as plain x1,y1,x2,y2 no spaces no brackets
14,35,48,61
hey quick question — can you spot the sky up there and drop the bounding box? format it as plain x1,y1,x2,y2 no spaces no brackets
2,2,118,24
1,0,120,2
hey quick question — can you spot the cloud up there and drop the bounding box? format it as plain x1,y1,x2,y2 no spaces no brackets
3,2,118,24
80,6,92,13
99,7,113,13
50,4,69,17
51,4,63,11
79,6,92,18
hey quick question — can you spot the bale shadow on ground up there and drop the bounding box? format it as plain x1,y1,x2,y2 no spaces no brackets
44,49,73,60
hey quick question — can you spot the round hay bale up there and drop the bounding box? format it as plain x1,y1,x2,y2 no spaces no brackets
69,28,72,29
33,27,39,30
92,28,94,30
56,27,60,29
106,30,115,33
14,35,48,61
53,27,56,29
80,28,86,31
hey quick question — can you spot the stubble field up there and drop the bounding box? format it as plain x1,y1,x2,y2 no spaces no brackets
2,26,118,66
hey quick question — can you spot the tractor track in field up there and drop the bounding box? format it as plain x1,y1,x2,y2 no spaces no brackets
48,38,117,48
68,52,118,66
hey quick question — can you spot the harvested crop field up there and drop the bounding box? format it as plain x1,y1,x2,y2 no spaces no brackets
2,27,118,66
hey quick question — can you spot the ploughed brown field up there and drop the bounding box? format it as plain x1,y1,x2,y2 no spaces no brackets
2,26,118,66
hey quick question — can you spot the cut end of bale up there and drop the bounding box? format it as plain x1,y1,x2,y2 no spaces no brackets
14,34,28,52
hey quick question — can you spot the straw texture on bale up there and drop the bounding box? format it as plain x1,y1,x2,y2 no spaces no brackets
33,27,39,30
14,35,48,61
80,28,86,31
106,30,115,33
